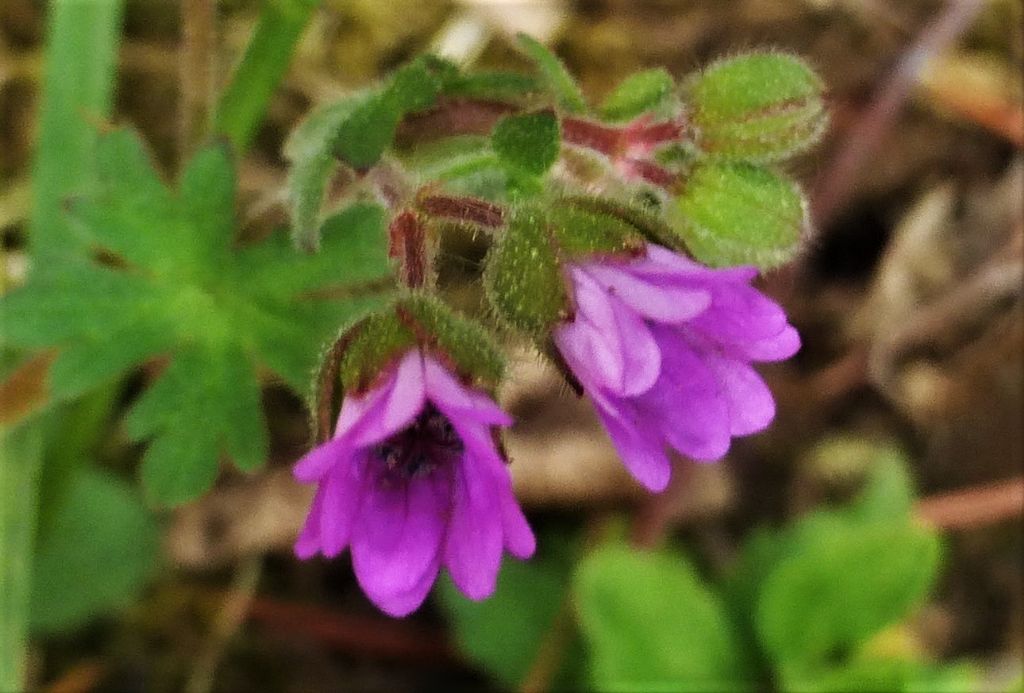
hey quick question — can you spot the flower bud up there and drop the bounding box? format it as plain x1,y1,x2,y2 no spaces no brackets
686,52,827,163
669,161,808,269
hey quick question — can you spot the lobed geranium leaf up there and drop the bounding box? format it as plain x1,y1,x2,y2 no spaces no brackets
515,33,587,114
0,130,392,505
599,68,676,122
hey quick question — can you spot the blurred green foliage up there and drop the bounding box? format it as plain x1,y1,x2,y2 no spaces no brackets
440,449,980,692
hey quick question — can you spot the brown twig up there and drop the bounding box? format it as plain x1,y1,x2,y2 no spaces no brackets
630,458,697,550
185,555,262,693
518,597,574,693
179,0,217,162
811,0,987,228
916,476,1024,530
246,597,459,664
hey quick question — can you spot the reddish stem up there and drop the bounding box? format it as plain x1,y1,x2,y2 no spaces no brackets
417,194,505,228
388,210,427,289
560,117,624,155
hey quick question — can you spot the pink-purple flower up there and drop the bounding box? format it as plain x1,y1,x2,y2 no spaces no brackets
292,349,535,617
554,244,799,492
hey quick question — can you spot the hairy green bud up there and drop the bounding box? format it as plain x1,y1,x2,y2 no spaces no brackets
687,52,827,163
669,161,807,269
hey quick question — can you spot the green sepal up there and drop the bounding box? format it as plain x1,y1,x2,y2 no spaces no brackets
561,194,679,250
687,51,827,163
332,296,505,396
669,161,807,269
484,205,568,335
484,203,645,335
599,68,676,122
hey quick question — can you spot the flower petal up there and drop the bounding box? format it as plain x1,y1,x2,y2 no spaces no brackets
443,403,536,560
294,484,326,559
582,263,711,323
725,325,801,362
636,244,758,283
703,353,776,436
423,357,512,427
444,456,504,600
350,350,426,447
563,268,661,396
350,464,449,607
292,436,349,483
689,283,788,343
318,453,368,557
372,555,442,617
590,390,673,492
642,328,731,461
499,482,535,558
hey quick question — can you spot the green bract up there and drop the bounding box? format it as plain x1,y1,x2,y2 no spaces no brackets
333,295,505,395
687,52,827,163
670,161,807,269
0,131,392,505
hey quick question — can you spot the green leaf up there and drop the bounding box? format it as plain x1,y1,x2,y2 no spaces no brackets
284,95,365,251
848,448,916,522
575,544,750,691
794,658,979,693
755,521,941,675
670,161,806,269
687,52,827,162
491,110,560,176
286,56,450,250
438,531,580,687
515,33,587,114
443,71,540,100
331,91,403,171
29,466,158,632
1,131,392,505
600,68,676,122
0,416,46,690
332,56,449,170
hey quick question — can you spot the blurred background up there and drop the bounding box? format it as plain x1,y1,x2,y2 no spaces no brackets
1,0,1022,691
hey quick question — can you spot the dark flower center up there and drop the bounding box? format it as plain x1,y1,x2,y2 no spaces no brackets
370,404,464,478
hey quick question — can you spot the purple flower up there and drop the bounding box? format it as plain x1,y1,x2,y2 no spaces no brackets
553,244,799,492
292,350,535,617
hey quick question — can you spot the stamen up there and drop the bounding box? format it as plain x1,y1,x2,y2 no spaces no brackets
370,405,464,478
